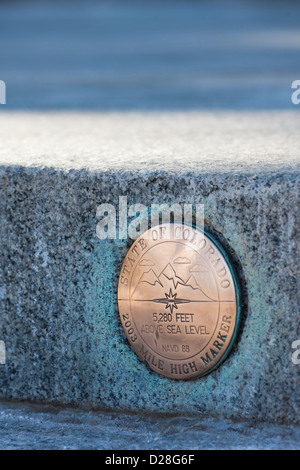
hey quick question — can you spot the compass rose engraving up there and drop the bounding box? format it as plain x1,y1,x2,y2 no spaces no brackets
153,288,191,313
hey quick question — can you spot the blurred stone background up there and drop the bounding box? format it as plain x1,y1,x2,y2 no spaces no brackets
0,0,299,111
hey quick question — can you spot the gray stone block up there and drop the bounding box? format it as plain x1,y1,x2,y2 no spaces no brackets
0,400,299,450
0,111,299,424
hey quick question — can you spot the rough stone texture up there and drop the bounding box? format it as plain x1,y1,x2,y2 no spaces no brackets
0,111,299,425
0,111,299,172
0,400,299,450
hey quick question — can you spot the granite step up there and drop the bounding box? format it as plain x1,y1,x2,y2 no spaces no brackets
0,111,299,424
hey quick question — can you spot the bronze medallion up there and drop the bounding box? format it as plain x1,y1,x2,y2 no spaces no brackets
118,223,240,380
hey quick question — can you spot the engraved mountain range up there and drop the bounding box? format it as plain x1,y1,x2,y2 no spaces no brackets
132,263,215,302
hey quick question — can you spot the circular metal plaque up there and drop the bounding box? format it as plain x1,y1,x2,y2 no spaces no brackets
118,223,241,380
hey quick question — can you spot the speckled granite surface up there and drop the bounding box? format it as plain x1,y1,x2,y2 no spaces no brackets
0,112,299,424
0,400,299,450
0,111,299,172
